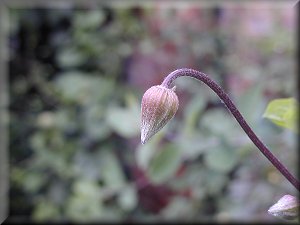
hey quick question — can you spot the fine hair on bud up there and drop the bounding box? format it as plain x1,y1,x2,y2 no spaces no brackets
141,85,179,144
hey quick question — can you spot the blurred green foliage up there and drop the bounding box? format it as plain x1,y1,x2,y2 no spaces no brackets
8,4,297,223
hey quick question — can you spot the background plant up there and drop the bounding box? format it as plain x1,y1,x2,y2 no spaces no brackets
8,3,297,223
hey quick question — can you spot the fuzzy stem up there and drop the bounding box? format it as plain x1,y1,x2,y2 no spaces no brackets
161,68,300,191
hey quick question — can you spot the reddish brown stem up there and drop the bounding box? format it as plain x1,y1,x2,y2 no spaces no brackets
161,68,300,191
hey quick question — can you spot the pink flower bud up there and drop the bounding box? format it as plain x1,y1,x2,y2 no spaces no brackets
141,85,179,144
268,194,299,220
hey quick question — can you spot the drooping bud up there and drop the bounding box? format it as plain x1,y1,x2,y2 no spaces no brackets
268,194,299,220
141,85,179,144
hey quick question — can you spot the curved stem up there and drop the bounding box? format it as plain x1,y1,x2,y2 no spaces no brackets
161,68,300,191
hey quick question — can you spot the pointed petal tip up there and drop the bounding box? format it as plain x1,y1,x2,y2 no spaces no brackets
141,129,150,145
141,136,146,145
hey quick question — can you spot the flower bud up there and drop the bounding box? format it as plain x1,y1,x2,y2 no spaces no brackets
141,85,179,144
268,194,299,220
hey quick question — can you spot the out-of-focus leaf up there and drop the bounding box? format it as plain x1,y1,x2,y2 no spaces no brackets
106,106,140,138
11,168,45,193
57,47,85,68
106,94,140,138
263,98,298,133
73,180,100,198
175,132,219,160
83,105,112,141
85,120,112,141
48,182,68,205
147,144,181,184
136,143,155,170
32,199,60,221
268,194,299,221
237,82,264,124
66,180,103,222
136,142,156,170
204,170,228,195
177,166,227,197
30,133,73,178
36,111,56,128
66,195,103,222
55,72,114,105
98,149,125,189
52,109,79,131
182,93,206,135
117,185,137,211
200,108,240,138
135,129,165,171
74,10,105,30
161,196,196,220
23,172,45,193
204,145,238,173
72,152,101,180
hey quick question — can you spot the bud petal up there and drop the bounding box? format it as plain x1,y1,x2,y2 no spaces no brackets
141,85,179,144
268,194,299,220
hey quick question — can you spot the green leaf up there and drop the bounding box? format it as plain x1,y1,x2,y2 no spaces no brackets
73,179,101,199
106,106,139,138
204,170,228,195
263,98,298,133
147,144,181,184
175,132,218,160
57,47,85,68
136,141,157,170
66,180,103,222
11,168,45,193
117,185,137,211
106,94,140,138
98,149,125,189
160,197,196,219
74,10,105,30
55,72,114,105
135,130,165,171
200,108,240,138
237,82,264,124
83,105,112,141
182,93,206,135
204,145,238,173
33,199,60,221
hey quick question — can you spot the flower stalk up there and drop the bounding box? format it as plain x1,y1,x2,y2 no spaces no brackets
141,68,300,191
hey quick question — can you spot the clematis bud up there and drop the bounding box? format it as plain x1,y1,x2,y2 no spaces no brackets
268,194,299,220
141,85,179,144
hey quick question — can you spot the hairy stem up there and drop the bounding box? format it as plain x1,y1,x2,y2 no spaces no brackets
161,68,300,191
